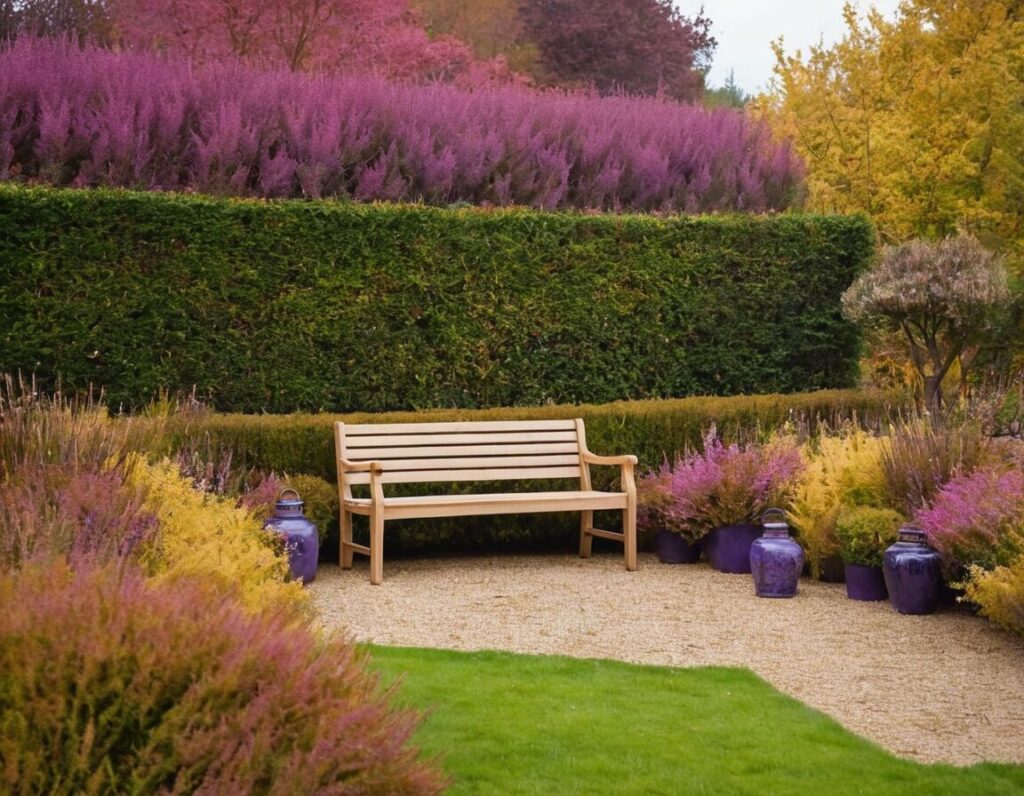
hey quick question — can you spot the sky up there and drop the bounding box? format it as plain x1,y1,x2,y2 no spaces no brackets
677,0,903,96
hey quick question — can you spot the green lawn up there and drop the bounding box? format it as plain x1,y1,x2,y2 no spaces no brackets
367,645,1024,796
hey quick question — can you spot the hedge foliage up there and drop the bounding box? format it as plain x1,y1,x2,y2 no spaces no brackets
164,389,901,554
0,186,874,412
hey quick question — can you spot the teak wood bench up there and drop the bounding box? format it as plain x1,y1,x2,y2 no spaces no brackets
333,418,638,584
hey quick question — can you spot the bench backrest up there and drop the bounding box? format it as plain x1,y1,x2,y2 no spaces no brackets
336,419,587,486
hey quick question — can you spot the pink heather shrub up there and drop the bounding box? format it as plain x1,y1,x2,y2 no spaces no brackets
915,468,1024,570
0,464,157,571
238,471,286,521
0,37,804,212
641,430,803,542
0,563,444,794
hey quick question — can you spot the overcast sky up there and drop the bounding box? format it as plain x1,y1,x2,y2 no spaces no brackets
677,0,903,95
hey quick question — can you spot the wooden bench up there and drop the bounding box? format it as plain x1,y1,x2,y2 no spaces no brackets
333,418,637,584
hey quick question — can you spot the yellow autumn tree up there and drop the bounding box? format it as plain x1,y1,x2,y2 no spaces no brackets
759,1,1024,263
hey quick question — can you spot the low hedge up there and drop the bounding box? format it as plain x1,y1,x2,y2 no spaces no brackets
164,389,901,554
0,185,874,412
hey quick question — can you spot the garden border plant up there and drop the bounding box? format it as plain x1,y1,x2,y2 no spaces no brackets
159,388,899,554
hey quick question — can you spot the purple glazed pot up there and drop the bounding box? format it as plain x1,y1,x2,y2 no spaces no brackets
704,524,761,574
844,563,888,601
883,528,942,615
654,530,701,564
749,510,803,598
264,489,319,585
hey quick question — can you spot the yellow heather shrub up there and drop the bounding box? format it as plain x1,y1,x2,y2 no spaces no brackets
789,428,887,578
128,458,308,616
965,556,1024,637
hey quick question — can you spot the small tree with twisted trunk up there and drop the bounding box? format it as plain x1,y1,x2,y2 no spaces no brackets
842,235,1009,413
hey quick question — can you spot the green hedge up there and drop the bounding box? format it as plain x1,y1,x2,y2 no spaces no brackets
163,389,901,555
0,186,874,412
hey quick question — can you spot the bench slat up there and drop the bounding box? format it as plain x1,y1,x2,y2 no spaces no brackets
346,465,583,485
346,442,580,459
355,454,580,472
344,490,628,519
345,430,579,447
345,419,577,435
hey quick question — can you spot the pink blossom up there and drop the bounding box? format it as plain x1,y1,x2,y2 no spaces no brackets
915,468,1024,569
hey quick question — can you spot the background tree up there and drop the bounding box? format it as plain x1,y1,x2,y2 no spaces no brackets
412,0,537,74
0,0,113,41
705,69,748,108
518,0,715,102
112,0,515,83
842,235,1010,412
760,1,1024,260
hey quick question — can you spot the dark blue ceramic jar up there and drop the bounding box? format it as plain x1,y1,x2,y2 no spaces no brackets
883,527,941,615
264,488,319,585
749,508,804,598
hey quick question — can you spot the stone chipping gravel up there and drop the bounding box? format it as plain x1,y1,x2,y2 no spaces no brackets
311,552,1024,766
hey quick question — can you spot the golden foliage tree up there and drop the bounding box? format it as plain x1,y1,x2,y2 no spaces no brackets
760,1,1024,261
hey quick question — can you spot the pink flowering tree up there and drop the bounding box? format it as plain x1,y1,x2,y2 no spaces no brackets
112,0,518,83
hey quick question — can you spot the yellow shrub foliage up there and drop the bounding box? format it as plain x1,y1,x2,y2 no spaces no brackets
965,555,1024,637
128,458,308,616
789,428,888,578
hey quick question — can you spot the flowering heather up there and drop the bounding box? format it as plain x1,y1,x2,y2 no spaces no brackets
0,465,157,571
916,468,1024,570
0,563,444,794
0,37,804,212
645,429,802,542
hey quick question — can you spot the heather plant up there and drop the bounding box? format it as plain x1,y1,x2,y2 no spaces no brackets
0,376,163,570
655,430,802,542
788,427,887,578
834,505,903,568
129,459,307,615
965,557,1024,637
0,465,157,572
637,466,674,537
0,37,804,211
0,562,444,795
915,468,1024,571
880,417,989,516
238,472,286,522
0,375,162,480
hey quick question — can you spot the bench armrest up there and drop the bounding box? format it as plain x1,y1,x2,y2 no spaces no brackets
339,458,383,474
581,451,638,467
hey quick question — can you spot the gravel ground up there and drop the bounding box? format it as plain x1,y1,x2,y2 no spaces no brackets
311,552,1024,766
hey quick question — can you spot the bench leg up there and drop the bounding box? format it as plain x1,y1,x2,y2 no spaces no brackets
579,510,594,558
340,508,354,569
624,498,637,571
369,510,385,585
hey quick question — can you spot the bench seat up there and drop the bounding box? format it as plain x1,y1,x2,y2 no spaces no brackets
334,418,638,584
344,489,629,519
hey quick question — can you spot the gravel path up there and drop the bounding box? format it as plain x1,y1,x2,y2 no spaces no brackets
311,552,1024,766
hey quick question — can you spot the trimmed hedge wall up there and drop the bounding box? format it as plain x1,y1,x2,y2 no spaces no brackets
164,389,901,554
0,186,874,412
